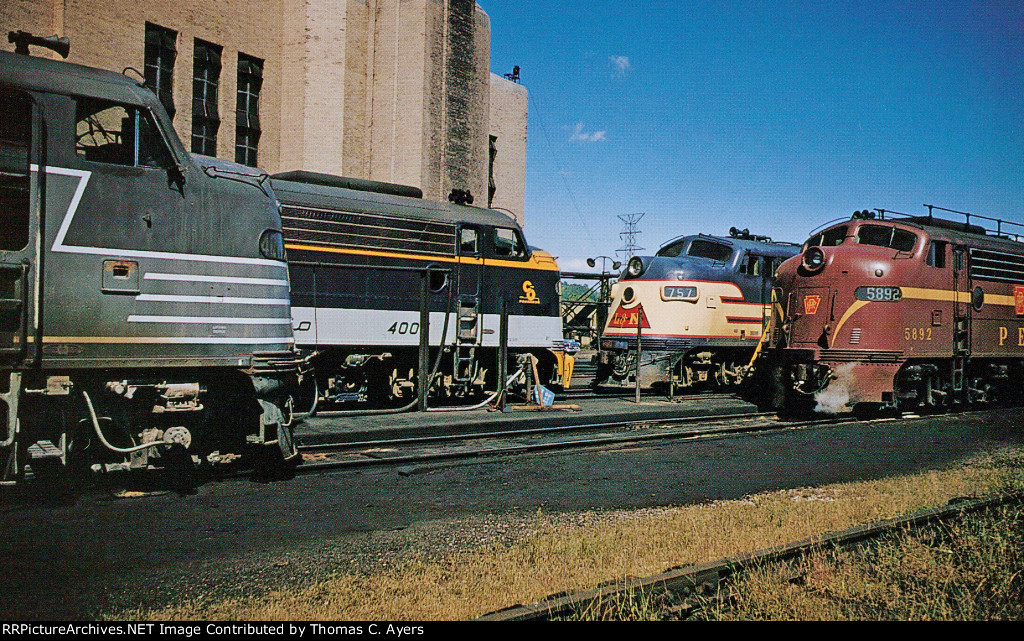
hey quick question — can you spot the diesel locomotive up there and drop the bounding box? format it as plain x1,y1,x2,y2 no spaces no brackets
752,207,1024,414
270,171,564,407
0,39,300,485
594,229,799,390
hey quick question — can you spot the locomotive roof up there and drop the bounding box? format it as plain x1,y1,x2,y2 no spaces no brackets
819,215,1024,254
658,233,800,258
0,50,157,107
270,174,523,230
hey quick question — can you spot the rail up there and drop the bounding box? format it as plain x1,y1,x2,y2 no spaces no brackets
477,489,1024,620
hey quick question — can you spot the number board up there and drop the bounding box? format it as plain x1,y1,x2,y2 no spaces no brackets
855,286,902,302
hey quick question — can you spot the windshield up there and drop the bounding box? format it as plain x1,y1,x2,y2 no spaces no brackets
686,239,733,262
656,238,687,257
856,224,918,252
803,225,848,251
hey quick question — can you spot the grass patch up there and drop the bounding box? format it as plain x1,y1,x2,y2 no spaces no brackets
694,501,1024,620
108,448,1024,621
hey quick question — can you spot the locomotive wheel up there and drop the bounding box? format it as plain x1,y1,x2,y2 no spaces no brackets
252,422,299,482
162,444,198,494
851,402,887,420
294,374,320,416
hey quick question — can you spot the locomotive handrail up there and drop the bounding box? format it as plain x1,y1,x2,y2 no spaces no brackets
811,206,1024,243
922,204,1024,241
806,216,855,237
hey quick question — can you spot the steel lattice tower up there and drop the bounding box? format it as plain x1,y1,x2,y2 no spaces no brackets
616,212,646,261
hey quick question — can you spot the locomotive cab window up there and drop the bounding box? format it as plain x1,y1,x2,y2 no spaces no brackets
75,97,173,169
656,239,687,257
927,240,948,268
804,225,848,250
0,87,32,251
687,240,733,262
739,254,762,276
856,224,918,253
494,227,526,259
459,227,479,255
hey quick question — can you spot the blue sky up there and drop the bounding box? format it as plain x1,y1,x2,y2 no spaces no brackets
482,1,1024,272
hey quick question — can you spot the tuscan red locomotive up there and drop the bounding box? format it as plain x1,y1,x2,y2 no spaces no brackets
752,207,1024,414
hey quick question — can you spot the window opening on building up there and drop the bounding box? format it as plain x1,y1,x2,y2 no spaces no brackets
488,135,497,207
235,53,263,166
192,39,222,156
144,23,177,120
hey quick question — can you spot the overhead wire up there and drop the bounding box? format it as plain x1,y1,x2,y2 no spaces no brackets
528,92,602,251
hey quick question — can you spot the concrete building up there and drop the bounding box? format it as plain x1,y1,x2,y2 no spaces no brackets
2,0,527,222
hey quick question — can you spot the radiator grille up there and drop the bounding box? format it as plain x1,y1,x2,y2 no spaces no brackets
969,247,1024,284
282,205,457,256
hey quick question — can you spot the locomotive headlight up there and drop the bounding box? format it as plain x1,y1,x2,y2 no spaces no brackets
626,256,645,278
802,247,826,272
259,229,286,261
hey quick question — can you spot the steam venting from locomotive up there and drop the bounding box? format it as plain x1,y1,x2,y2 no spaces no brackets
813,363,856,414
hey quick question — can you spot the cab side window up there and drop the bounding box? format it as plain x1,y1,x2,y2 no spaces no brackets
75,97,173,168
494,227,526,258
459,227,478,255
926,240,947,268
739,254,762,276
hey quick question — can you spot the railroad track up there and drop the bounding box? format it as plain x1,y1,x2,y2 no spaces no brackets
294,409,864,475
477,489,1024,621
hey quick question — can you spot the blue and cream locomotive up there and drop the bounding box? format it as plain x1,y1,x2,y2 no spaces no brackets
595,229,799,390
271,171,564,407
0,37,300,484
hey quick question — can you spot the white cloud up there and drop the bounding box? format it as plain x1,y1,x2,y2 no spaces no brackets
609,55,632,77
568,122,607,143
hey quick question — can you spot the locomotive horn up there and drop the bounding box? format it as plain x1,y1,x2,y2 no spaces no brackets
448,189,474,206
8,31,70,58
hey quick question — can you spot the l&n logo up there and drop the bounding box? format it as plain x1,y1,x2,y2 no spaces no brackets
803,295,821,315
607,302,651,329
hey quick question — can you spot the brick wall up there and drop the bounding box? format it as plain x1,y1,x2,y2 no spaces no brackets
1,0,526,219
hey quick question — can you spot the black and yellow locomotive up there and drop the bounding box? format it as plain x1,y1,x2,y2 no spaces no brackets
271,171,564,407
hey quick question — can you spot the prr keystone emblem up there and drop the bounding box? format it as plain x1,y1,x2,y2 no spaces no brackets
803,294,821,315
